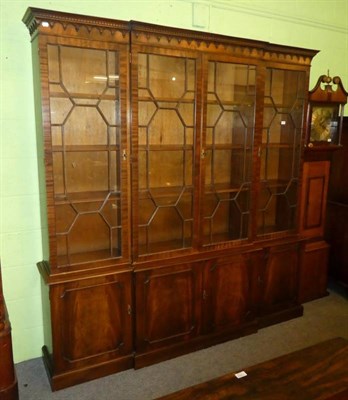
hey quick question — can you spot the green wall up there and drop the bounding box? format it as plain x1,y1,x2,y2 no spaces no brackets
1,0,347,363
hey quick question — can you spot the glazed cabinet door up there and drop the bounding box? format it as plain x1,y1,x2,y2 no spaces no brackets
131,45,200,258
257,68,307,237
298,240,329,303
40,35,130,269
201,58,256,246
135,263,201,360
202,253,260,335
258,243,300,320
50,272,133,385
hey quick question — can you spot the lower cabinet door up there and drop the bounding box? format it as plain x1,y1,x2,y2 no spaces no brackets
298,240,329,303
50,271,133,374
135,262,201,353
260,243,300,315
202,253,258,335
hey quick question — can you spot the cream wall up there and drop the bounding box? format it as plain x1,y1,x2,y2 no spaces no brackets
1,0,347,363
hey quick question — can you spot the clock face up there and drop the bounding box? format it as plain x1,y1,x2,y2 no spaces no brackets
310,105,338,143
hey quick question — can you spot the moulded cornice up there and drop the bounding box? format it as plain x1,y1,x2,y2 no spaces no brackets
22,7,129,39
131,20,318,63
130,19,267,54
22,7,318,64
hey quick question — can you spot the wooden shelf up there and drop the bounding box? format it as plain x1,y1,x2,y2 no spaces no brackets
261,143,296,148
52,145,120,152
138,96,194,104
138,144,193,151
260,179,292,188
139,186,193,200
49,91,118,100
57,248,121,266
138,238,192,256
206,99,254,107
257,225,291,236
263,102,298,109
205,144,252,150
202,231,244,245
55,191,121,204
204,183,249,194
139,184,247,199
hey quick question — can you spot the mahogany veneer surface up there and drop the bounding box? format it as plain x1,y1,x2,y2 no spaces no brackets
156,337,348,400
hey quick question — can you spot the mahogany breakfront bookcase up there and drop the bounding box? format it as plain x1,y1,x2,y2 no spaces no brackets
23,8,322,390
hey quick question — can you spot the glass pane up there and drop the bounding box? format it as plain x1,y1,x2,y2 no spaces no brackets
257,68,305,235
137,53,196,255
47,44,122,265
203,62,255,245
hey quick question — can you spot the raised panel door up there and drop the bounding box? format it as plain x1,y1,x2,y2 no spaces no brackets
50,272,133,374
298,240,329,303
202,253,259,335
135,263,201,354
260,243,299,315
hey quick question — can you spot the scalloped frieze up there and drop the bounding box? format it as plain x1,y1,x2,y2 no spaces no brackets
23,8,317,63
263,51,312,65
132,30,264,58
23,8,129,41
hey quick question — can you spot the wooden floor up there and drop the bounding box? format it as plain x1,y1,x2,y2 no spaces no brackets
156,337,348,400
